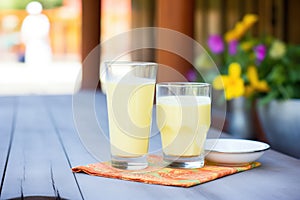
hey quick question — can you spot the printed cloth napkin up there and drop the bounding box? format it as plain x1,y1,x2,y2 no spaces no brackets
72,155,260,187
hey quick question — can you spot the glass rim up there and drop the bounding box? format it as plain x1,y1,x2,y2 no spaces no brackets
156,82,211,87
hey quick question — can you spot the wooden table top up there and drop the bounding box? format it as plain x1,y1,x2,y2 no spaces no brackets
0,92,299,200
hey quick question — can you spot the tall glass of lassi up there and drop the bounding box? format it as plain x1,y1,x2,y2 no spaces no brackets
156,82,211,168
105,61,157,170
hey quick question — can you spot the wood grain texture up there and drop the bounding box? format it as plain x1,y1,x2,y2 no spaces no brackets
0,96,82,200
0,97,16,194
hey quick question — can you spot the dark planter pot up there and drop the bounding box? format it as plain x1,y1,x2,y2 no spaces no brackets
257,99,300,158
227,97,255,139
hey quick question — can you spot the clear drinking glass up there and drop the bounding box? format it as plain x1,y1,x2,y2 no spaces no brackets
156,82,211,168
105,61,158,170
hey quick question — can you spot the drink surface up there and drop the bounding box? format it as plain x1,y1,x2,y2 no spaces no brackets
106,80,155,157
156,95,211,156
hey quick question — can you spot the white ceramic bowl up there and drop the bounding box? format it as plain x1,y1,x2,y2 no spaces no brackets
205,139,270,166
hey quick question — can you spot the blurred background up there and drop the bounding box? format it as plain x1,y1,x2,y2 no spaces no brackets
1,0,299,95
0,0,81,94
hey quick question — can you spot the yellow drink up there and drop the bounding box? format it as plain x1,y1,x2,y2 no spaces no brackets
106,80,155,157
157,95,211,157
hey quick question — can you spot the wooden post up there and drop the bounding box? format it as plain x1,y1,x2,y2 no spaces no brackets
156,0,195,82
286,0,300,44
81,0,101,90
131,0,155,61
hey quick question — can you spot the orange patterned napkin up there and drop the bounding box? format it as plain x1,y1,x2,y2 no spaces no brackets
72,155,260,187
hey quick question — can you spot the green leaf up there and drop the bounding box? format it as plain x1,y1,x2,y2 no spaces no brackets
259,91,279,105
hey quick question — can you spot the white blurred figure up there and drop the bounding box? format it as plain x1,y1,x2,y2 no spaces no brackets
21,1,52,66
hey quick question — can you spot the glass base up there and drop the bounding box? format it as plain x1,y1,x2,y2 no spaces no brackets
163,154,204,169
111,155,148,170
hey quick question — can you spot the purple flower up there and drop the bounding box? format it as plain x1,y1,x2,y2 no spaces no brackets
208,35,224,54
186,69,197,81
228,40,238,55
254,44,267,62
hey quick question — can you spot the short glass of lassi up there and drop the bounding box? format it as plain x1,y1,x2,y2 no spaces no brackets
156,82,211,168
104,61,157,170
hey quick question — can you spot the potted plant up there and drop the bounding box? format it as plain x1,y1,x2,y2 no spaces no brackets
191,14,300,158
255,42,300,159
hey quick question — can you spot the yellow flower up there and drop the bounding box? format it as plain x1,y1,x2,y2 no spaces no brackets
213,75,226,90
256,81,269,91
241,41,253,51
233,22,244,39
244,85,255,97
225,30,238,42
225,77,245,100
225,14,258,43
213,62,245,100
246,65,269,96
247,65,259,84
228,62,242,78
225,23,245,42
242,14,258,30
269,40,286,59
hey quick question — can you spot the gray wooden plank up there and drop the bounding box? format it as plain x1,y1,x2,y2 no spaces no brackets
198,150,300,200
0,96,82,200
44,93,106,200
0,97,16,194
43,94,99,166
